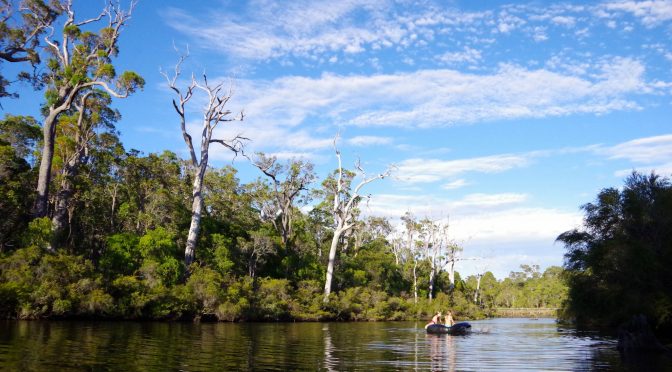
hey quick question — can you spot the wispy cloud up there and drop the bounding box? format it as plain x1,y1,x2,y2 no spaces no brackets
596,133,672,178
366,192,529,218
347,135,393,146
601,0,672,26
600,133,672,163
395,153,532,184
442,179,470,190
227,57,653,134
437,47,482,65
161,0,413,61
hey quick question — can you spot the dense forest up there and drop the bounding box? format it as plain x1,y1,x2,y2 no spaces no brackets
557,172,672,338
0,0,568,322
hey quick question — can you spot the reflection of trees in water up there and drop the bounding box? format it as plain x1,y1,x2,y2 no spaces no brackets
323,323,337,372
428,334,456,372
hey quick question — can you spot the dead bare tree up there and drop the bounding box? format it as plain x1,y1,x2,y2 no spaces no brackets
400,211,420,303
252,153,315,248
162,53,246,266
323,135,390,302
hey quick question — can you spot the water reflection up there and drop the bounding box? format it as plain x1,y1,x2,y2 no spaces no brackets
428,333,457,372
323,323,337,372
0,319,647,371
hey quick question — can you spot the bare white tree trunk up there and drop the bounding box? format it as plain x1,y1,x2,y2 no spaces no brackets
412,257,418,304
185,162,206,265
474,273,482,303
323,227,342,300
322,136,389,302
163,54,245,266
428,265,436,301
448,259,456,288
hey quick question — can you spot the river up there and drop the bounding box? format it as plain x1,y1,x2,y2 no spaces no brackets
0,318,668,371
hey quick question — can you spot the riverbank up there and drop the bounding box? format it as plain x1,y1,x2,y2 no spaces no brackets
493,307,558,318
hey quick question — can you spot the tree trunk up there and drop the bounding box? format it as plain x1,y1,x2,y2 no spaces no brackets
474,274,482,303
428,266,436,301
448,260,456,289
51,164,75,246
34,111,59,218
185,162,206,266
109,183,118,228
323,228,342,302
413,258,418,304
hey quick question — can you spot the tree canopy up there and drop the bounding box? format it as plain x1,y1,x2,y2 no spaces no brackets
558,172,672,334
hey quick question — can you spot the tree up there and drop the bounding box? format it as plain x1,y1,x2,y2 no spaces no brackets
33,0,144,220
400,211,420,303
417,217,454,301
238,230,274,278
0,0,62,99
0,115,40,251
252,153,315,247
444,239,463,288
51,89,120,244
322,137,390,301
163,54,245,266
557,172,672,330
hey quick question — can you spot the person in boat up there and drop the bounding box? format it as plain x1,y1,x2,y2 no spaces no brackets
444,310,455,327
425,311,442,329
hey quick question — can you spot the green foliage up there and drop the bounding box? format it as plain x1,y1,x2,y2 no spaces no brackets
253,278,292,320
216,277,254,321
23,217,52,249
118,71,145,92
138,227,179,261
100,233,140,278
558,172,672,332
97,63,116,79
184,265,223,313
0,116,39,251
63,24,81,38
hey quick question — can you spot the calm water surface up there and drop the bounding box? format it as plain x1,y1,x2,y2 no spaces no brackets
0,318,669,371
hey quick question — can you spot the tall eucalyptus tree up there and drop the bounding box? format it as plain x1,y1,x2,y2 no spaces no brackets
163,54,245,266
34,0,144,221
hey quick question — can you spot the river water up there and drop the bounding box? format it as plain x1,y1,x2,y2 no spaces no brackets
0,318,668,371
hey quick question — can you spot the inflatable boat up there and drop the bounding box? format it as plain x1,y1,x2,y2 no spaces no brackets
425,322,472,335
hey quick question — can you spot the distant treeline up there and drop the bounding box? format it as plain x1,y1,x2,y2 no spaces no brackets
0,1,567,322
0,116,567,321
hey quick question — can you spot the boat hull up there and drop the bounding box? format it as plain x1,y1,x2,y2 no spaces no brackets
425,322,472,335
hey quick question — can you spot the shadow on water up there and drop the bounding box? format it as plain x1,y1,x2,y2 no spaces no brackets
1,318,670,371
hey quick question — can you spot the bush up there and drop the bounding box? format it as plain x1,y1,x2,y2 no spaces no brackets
254,278,292,321
184,265,223,313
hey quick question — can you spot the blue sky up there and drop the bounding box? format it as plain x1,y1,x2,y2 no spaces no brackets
3,0,672,278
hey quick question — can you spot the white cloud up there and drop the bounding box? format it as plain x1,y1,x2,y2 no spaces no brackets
364,193,582,268
442,179,469,190
347,135,393,146
228,57,651,134
600,134,672,163
551,15,576,27
602,0,672,26
450,207,582,243
532,26,548,41
437,47,482,64
395,153,532,184
614,163,672,177
366,192,530,218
